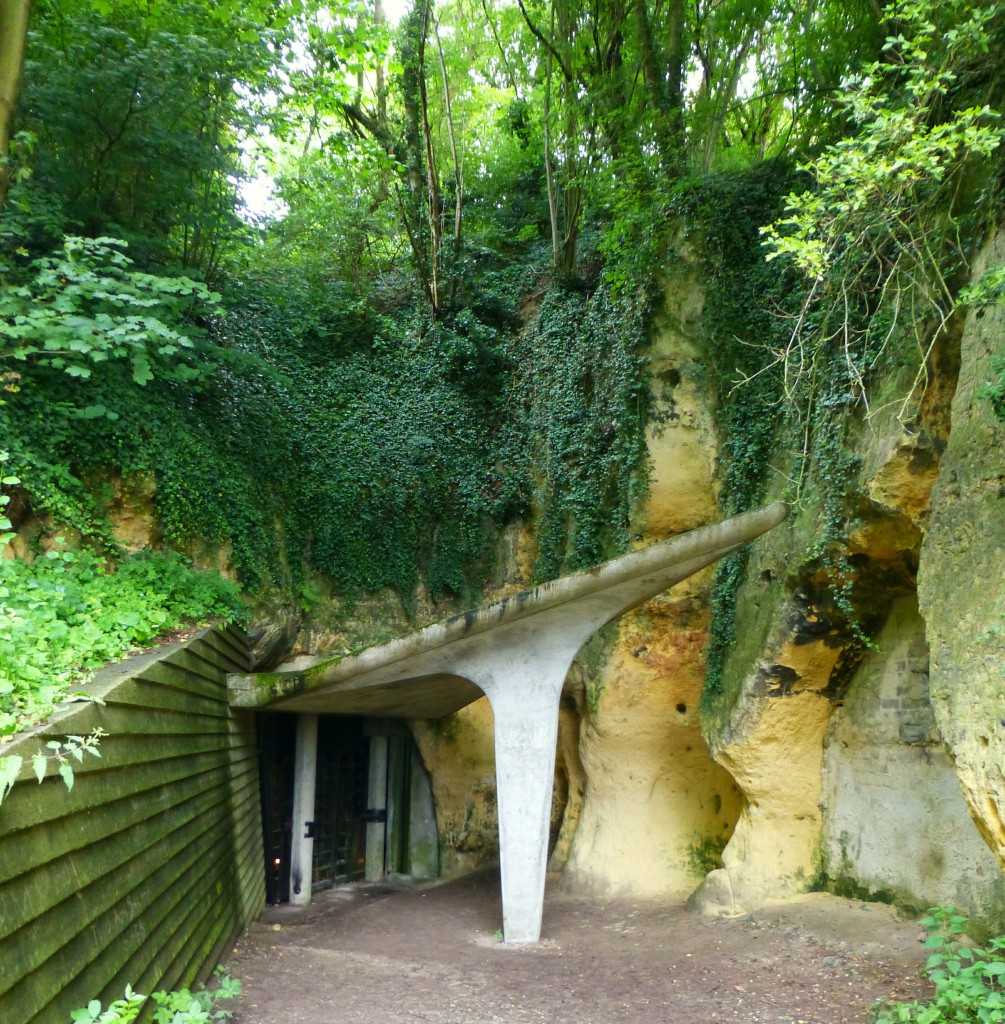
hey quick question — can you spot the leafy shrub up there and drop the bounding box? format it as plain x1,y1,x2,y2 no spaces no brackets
70,971,241,1023
874,908,1005,1023
0,547,244,735
0,236,219,393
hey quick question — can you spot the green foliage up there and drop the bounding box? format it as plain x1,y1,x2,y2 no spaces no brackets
874,908,1005,1023
671,166,800,715
688,834,729,877
0,728,106,807
979,353,1005,421
70,971,241,1024
761,0,1005,421
0,547,244,735
17,0,286,273
1,236,218,392
697,0,1005,717
516,286,650,580
0,452,16,546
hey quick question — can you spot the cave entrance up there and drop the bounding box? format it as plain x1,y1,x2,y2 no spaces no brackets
257,713,438,904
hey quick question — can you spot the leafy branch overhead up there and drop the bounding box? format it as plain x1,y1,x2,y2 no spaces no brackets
760,0,1005,419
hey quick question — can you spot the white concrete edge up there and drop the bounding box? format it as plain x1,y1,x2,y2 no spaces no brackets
230,502,787,706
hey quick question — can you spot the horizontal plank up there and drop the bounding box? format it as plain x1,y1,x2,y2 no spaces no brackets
100,824,247,996
22,825,246,1024
0,762,239,930
175,638,245,681
103,677,229,719
131,657,226,699
6,803,250,1023
1,624,262,1024
0,728,256,842
204,626,251,671
0,739,238,835
0,779,241,986
0,755,258,899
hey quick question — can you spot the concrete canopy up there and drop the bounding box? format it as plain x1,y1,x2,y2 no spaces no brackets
229,502,787,942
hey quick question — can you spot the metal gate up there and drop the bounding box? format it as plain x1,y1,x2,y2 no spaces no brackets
311,716,369,890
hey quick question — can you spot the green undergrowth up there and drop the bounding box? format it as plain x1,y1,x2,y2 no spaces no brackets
70,969,241,1023
2,255,651,623
0,547,244,735
670,166,800,723
874,908,1005,1023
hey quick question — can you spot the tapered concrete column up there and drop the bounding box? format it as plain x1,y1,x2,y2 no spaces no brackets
365,735,388,882
289,713,318,905
469,626,600,944
481,679,563,942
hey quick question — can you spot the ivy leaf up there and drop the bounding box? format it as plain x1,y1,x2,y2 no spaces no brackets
59,763,75,791
32,753,47,782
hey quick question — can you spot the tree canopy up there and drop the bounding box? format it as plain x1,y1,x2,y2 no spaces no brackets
0,0,1001,704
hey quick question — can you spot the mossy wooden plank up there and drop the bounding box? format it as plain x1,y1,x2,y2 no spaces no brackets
2,710,230,781
46,794,259,1024
144,645,233,685
0,738,233,833
149,880,233,999
0,781,237,988
0,742,234,841
5,770,262,999
20,831,244,1024
0,764,236,930
101,677,229,718
203,627,251,671
0,748,259,890
130,659,226,700
5,809,244,1023
190,628,247,667
86,825,244,1006
1,625,260,1024
227,808,264,892
203,625,250,667
175,640,244,680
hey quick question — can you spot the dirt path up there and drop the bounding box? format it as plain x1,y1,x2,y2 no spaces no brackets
224,869,932,1024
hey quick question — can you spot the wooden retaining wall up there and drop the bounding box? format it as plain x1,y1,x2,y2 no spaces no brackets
0,625,265,1024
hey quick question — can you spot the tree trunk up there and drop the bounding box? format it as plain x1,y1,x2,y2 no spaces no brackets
544,3,560,268
701,38,752,174
399,1,435,306
416,1,442,313
0,0,32,209
631,0,676,167
556,0,580,276
435,19,463,305
665,0,686,171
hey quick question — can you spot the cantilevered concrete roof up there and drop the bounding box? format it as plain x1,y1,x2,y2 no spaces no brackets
230,502,787,944
228,502,787,719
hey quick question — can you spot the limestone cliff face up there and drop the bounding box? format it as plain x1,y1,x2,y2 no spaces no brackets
690,416,970,917
692,236,1005,928
560,272,742,896
411,700,500,876
821,596,1005,923
918,233,1005,874
408,273,741,889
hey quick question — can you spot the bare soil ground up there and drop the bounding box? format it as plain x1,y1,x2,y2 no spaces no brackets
224,868,933,1024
